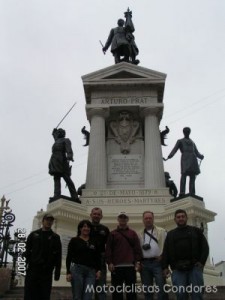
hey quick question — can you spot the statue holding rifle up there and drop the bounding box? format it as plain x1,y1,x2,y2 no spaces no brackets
166,127,204,196
102,8,139,65
48,103,80,203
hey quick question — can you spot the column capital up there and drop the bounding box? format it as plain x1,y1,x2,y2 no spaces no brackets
86,107,109,120
141,105,164,119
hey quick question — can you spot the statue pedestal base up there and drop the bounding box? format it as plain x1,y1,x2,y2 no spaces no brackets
171,193,203,202
49,195,81,204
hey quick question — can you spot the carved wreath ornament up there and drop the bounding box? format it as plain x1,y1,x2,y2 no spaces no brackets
109,111,140,154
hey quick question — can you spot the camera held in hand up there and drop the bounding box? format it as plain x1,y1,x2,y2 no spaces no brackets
142,244,151,251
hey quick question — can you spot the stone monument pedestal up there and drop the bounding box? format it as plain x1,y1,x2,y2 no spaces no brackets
32,62,221,286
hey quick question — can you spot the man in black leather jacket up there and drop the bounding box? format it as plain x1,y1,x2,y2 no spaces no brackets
24,214,62,300
90,207,110,300
162,209,209,300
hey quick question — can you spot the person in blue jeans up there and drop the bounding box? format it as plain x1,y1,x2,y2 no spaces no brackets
66,220,101,300
139,211,167,300
162,209,209,300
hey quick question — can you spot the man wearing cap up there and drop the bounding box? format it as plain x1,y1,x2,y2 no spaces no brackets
139,211,167,300
105,212,142,300
24,213,62,300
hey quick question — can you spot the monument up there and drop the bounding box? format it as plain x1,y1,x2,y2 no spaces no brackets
166,126,204,197
48,128,80,203
32,8,220,286
102,8,139,65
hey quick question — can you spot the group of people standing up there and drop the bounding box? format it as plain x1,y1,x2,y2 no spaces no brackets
24,207,209,300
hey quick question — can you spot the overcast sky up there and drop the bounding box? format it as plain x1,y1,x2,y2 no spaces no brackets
1,0,225,264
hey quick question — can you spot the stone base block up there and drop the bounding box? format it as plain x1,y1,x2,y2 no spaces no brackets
0,268,11,296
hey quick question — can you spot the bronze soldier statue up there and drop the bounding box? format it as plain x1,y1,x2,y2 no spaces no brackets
49,128,80,203
167,127,204,196
165,172,178,198
102,8,139,65
81,126,90,146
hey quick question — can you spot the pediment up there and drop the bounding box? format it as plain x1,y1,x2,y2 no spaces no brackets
103,70,145,79
82,62,166,83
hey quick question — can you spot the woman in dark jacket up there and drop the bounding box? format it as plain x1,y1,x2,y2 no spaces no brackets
66,220,101,300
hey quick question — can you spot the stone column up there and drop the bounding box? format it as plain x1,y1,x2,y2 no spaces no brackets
142,107,165,188
86,108,108,188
